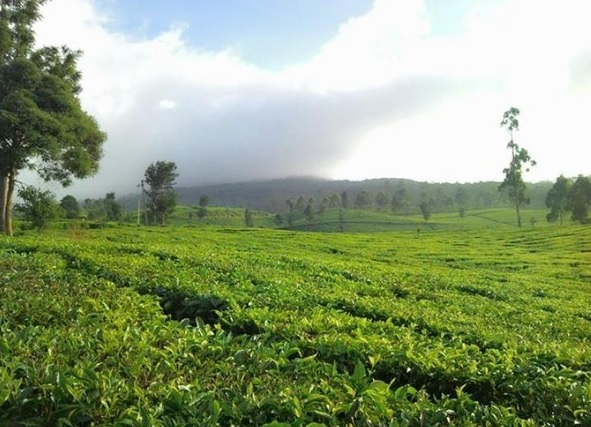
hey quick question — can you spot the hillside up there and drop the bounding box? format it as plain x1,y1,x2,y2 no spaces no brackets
117,177,553,214
133,205,551,233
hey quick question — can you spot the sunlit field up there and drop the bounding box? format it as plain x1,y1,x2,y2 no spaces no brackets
1,210,590,425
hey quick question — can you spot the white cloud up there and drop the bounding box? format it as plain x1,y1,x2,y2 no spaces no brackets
28,0,591,197
329,0,591,182
283,0,430,92
158,99,177,110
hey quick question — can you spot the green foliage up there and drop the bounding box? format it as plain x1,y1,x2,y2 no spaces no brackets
244,208,254,227
419,198,434,221
144,161,178,225
15,185,60,229
197,206,207,219
498,107,536,228
304,198,315,221
354,190,372,209
567,175,591,224
82,193,122,221
341,191,349,209
455,186,469,216
375,192,388,211
59,194,80,219
166,205,276,228
197,195,209,218
546,175,571,224
0,0,106,236
83,197,106,221
103,192,122,221
294,196,306,214
1,221,590,425
161,178,552,220
391,186,411,215
198,194,209,207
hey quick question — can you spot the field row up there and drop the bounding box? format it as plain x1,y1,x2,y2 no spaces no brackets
1,225,590,425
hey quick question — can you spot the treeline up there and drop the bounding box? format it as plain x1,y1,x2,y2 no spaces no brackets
160,177,553,216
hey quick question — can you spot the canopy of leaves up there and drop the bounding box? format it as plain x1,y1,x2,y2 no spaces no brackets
104,192,122,221
0,0,106,236
567,175,591,224
545,175,571,224
15,185,60,229
144,161,178,224
419,199,433,221
0,46,105,185
59,194,79,219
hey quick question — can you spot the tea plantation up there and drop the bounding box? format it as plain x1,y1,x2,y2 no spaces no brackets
1,215,590,425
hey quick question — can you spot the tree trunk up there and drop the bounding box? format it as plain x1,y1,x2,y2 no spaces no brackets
0,175,7,234
516,203,522,228
4,168,16,236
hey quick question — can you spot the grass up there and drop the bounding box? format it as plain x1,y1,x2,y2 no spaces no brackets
151,205,553,233
1,210,589,425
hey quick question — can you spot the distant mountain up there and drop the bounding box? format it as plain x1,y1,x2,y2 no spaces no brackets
118,176,552,215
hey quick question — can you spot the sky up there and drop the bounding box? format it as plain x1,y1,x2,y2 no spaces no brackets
29,0,591,197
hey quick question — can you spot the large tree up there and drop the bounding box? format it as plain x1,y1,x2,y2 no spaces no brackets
0,0,106,236
498,107,536,227
545,175,571,225
144,161,178,225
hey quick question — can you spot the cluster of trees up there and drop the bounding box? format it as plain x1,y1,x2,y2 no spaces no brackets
277,186,470,223
171,177,537,216
13,187,123,229
283,195,325,225
81,193,122,221
546,175,591,224
496,107,591,226
13,159,183,229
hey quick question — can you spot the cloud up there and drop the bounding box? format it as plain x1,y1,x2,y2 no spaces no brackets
28,0,591,197
282,0,430,92
158,100,177,110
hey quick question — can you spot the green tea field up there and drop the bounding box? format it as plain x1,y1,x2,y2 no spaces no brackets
1,214,590,425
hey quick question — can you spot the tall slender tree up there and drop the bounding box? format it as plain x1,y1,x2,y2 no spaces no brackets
0,0,106,235
498,107,536,227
